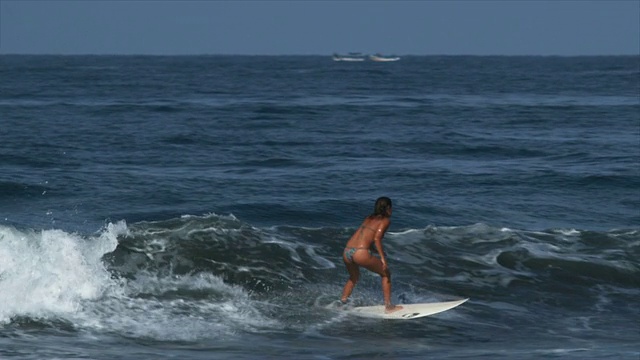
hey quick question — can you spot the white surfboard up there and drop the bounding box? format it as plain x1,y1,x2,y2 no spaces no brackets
348,298,468,320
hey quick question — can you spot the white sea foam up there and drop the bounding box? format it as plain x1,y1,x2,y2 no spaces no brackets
0,222,122,323
78,271,279,341
0,222,278,340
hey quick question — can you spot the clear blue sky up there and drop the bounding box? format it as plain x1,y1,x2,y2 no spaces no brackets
1,0,638,55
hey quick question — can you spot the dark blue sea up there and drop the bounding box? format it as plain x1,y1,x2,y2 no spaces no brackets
1,55,639,359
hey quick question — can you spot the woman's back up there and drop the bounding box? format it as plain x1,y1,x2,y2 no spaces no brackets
345,216,390,249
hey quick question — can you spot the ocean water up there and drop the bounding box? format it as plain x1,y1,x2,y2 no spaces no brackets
0,55,638,359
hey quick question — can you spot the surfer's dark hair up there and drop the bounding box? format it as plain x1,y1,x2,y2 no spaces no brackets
369,196,392,218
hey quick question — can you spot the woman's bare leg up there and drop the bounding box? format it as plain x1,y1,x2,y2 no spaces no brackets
381,272,392,307
352,251,403,313
341,256,360,303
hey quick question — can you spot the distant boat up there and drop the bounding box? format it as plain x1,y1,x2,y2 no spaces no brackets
369,54,401,62
332,52,366,62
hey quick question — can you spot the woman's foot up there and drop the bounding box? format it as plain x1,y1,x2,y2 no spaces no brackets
332,298,349,309
384,304,403,313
